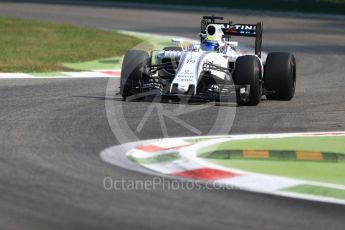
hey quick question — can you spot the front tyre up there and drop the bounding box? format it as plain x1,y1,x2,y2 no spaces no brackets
234,55,262,106
264,52,296,100
120,50,150,100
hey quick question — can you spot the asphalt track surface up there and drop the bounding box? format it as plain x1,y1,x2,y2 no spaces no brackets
0,1,345,229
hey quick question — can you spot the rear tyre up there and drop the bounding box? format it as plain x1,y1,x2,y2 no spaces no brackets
264,52,296,100
234,55,262,106
120,50,150,100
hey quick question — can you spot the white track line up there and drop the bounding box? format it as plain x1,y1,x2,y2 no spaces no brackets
0,70,121,79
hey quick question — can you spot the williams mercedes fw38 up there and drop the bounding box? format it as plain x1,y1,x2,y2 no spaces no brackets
120,16,296,105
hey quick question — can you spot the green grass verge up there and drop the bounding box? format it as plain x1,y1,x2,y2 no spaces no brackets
201,136,345,185
101,0,345,15
0,17,142,72
283,184,345,199
209,158,345,185
63,32,172,71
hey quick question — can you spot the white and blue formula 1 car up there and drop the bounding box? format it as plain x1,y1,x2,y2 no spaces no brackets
120,16,296,105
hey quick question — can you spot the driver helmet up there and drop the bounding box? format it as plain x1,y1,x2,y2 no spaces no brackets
201,37,219,52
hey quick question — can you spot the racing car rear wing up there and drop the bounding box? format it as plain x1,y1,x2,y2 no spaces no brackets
201,16,263,58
